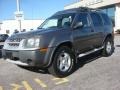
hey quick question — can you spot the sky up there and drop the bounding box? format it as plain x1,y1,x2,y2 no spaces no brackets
0,0,76,21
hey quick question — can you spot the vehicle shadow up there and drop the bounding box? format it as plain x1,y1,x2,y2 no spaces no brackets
116,45,120,47
18,51,102,75
18,65,49,74
0,50,2,58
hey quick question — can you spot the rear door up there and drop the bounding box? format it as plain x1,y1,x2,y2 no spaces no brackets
90,12,104,47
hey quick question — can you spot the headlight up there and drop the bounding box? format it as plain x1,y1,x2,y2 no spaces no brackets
24,38,40,48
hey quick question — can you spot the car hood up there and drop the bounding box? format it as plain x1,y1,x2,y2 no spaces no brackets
9,28,66,39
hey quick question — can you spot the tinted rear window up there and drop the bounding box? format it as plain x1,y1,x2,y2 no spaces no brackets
101,13,112,26
75,13,90,27
90,12,103,26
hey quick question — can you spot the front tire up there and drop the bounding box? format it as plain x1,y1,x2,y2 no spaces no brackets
48,46,75,78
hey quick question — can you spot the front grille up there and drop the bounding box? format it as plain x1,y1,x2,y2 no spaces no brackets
9,38,22,42
8,43,19,46
7,38,23,47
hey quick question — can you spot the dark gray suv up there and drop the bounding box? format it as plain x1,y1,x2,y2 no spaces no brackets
2,7,114,77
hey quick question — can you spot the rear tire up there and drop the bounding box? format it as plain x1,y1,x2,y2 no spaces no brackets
48,46,75,78
102,37,114,57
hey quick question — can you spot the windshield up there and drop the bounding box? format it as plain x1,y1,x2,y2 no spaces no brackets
39,13,75,29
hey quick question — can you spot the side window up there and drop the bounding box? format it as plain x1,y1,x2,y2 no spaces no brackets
90,13,103,27
75,13,90,27
62,16,72,27
101,13,112,26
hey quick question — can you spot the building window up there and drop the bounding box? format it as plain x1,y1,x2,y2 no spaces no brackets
101,6,115,27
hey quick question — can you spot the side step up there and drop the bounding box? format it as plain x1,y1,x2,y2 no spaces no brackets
78,46,104,58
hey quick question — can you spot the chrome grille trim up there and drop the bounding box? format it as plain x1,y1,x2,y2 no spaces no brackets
9,38,23,42
6,38,23,47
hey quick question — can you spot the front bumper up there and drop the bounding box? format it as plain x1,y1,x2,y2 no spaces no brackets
6,59,29,66
2,47,55,67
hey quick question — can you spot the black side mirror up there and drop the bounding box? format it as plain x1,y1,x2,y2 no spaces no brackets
73,22,84,29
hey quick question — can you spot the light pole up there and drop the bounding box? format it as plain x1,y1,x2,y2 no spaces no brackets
15,0,23,32
17,0,21,32
17,0,20,11
0,21,3,31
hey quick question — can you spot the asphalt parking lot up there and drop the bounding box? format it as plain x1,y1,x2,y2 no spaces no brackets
0,35,120,90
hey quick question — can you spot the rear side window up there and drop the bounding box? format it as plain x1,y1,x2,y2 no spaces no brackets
75,13,90,27
90,12,103,27
101,13,112,26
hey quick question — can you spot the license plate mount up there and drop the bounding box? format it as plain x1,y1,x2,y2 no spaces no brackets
6,51,13,59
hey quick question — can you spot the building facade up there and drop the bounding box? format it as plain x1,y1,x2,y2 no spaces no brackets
64,0,120,32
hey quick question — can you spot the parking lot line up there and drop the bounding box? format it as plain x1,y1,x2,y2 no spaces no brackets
52,78,69,85
22,81,33,90
34,78,47,88
11,84,22,90
0,86,3,90
52,78,60,80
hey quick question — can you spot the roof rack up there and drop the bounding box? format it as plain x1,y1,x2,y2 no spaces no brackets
78,7,101,12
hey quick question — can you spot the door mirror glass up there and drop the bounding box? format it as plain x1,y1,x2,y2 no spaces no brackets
74,22,84,29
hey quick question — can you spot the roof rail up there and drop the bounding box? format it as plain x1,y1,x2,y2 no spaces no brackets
78,7,101,12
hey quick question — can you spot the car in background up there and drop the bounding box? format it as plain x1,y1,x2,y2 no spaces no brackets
0,34,9,42
0,34,9,47
0,34,9,57
0,45,3,57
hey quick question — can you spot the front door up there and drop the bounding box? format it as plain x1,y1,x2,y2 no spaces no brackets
72,12,95,53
